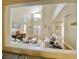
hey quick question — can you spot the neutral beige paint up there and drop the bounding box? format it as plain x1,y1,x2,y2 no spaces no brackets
3,0,77,5
52,22,63,37
64,14,77,49
42,5,53,36
4,6,10,46
52,3,77,49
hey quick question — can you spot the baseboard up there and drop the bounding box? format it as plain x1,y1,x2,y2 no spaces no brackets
64,42,74,50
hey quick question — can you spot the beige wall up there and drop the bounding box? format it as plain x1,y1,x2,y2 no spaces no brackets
64,14,77,49
52,22,63,37
4,6,11,46
41,5,53,36
52,3,77,50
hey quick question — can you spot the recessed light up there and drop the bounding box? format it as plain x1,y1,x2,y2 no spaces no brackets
33,14,41,18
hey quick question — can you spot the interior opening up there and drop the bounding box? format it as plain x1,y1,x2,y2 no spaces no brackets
5,3,77,50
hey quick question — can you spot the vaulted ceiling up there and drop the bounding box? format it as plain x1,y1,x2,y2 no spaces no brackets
52,3,77,22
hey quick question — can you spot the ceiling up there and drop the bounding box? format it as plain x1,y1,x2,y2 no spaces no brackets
52,3,77,22
10,3,77,23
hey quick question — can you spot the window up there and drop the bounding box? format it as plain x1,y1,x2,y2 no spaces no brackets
34,19,39,21
61,23,64,38
24,24,27,33
33,26,41,36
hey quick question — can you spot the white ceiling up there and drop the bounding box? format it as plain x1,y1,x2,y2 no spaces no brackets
52,3,77,22
10,3,77,23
